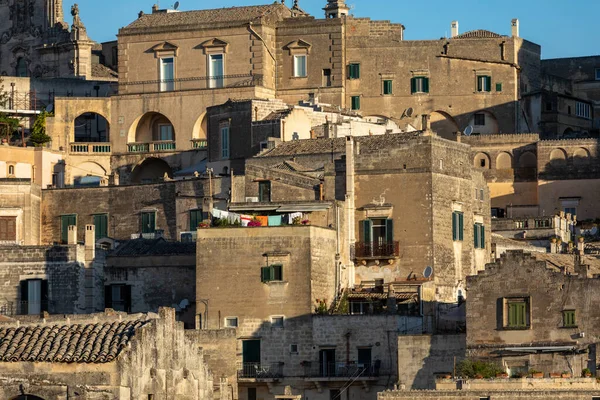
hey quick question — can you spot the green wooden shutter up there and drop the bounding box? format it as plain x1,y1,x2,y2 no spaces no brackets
458,213,464,241
423,77,430,93
485,76,492,92
474,224,479,248
385,219,394,243
94,214,108,240
477,76,483,92
410,77,416,94
452,213,457,241
355,64,360,79
518,303,526,326
481,226,485,248
261,267,271,283
362,220,373,243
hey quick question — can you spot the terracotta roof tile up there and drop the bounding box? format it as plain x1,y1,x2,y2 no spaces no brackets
454,29,504,39
0,319,148,363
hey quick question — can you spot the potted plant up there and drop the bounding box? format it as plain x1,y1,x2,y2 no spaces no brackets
496,372,509,379
549,372,561,378
198,222,210,229
561,371,571,378
582,368,592,377
529,369,543,378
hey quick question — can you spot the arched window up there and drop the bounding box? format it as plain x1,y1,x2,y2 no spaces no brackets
8,165,15,176
16,57,28,77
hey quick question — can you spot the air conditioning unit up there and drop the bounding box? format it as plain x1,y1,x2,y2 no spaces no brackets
180,231,197,243
246,197,259,203
130,233,140,239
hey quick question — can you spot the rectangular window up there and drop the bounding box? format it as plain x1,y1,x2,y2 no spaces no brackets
60,214,77,244
294,55,307,77
383,80,393,95
160,57,174,92
93,213,108,240
271,316,284,328
563,310,576,327
576,102,591,119
351,96,360,110
411,77,429,94
564,207,577,217
20,279,48,315
189,209,204,230
348,63,360,79
141,211,156,234
506,299,528,329
480,189,484,201
357,348,372,366
209,54,224,88
261,264,283,283
330,389,341,400
158,124,173,141
221,125,230,158
452,211,464,242
477,75,492,92
474,113,486,126
495,82,503,92
0,216,17,241
224,317,238,328
596,68,600,81
248,388,257,400
290,344,299,354
105,284,131,313
258,181,271,202
474,223,485,249
323,68,332,87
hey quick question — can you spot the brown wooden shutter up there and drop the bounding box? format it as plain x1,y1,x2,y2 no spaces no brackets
0,217,16,241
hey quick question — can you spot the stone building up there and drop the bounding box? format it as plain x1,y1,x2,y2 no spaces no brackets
466,250,600,377
0,307,214,400
0,178,42,245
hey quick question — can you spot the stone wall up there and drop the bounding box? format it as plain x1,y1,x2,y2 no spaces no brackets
0,179,42,245
379,389,600,399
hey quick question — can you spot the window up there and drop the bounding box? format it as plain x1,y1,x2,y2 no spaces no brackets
477,75,492,92
224,317,238,328
248,388,257,400
209,54,224,88
323,68,332,87
258,181,271,202
7,165,15,176
271,316,284,328
348,63,360,79
480,189,484,201
221,125,230,158
60,214,77,243
141,211,156,234
330,389,340,400
350,301,369,315
496,82,503,92
261,264,283,283
294,55,307,77
474,223,485,249
474,113,486,126
158,124,173,141
351,96,360,110
105,284,131,313
576,102,591,119
452,211,464,241
189,209,205,230
383,80,393,95
506,298,529,329
93,213,108,240
290,344,299,354
16,57,27,77
357,347,372,366
361,219,394,244
564,207,577,217
20,279,48,315
410,77,429,94
563,310,576,327
159,57,174,92
596,68,600,81
0,216,17,241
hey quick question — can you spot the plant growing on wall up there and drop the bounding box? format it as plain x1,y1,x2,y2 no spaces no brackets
30,110,53,146
456,359,503,379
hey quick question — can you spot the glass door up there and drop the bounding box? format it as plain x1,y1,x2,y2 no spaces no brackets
160,58,174,92
209,54,224,88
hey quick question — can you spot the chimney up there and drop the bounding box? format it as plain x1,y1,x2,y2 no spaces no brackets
67,225,77,245
152,4,159,13
84,224,95,261
450,21,459,38
511,19,519,37
421,114,431,132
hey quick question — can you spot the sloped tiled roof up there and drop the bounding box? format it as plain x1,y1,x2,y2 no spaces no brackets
272,160,325,179
263,109,293,121
0,319,149,363
92,63,118,80
454,29,504,39
534,253,600,275
123,4,288,31
109,238,196,257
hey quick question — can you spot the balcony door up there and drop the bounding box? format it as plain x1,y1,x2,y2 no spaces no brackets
361,218,394,256
319,348,336,377
209,54,224,88
160,57,174,92
20,279,48,315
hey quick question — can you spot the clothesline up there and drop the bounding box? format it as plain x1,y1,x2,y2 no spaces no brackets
211,209,304,227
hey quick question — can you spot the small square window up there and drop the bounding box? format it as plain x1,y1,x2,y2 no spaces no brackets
290,344,298,354
348,63,360,79
351,96,360,110
496,82,503,92
383,80,393,95
474,113,486,126
505,298,530,329
261,264,283,283
477,75,492,92
595,68,600,81
480,189,484,201
411,76,429,94
271,316,284,328
224,317,238,328
563,310,576,327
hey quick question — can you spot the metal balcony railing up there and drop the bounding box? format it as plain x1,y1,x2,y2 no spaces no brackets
117,74,263,95
191,139,208,149
237,362,283,379
306,362,382,378
70,143,111,154
354,241,399,259
127,141,176,153
17,300,52,315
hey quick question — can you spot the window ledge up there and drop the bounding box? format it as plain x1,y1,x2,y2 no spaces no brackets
501,326,531,331
291,76,308,79
560,325,578,329
265,280,288,285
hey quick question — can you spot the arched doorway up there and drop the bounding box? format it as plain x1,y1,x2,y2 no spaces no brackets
573,147,590,166
72,161,107,187
430,111,459,140
474,152,491,169
128,112,175,147
467,111,499,135
74,112,110,142
130,157,173,184
549,148,567,167
496,152,513,170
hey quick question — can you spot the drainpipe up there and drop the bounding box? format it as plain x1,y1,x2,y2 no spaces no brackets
345,136,356,287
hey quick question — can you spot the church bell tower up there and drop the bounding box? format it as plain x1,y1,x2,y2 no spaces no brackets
324,0,349,19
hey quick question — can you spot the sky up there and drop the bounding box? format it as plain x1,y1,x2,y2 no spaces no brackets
67,0,600,60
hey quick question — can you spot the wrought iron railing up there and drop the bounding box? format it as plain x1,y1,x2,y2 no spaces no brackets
354,241,399,258
17,300,51,315
237,362,283,379
305,362,383,378
153,141,176,151
118,74,263,95
127,141,176,153
191,139,208,149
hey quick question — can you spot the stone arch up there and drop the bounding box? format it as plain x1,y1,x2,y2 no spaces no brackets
573,147,591,166
430,111,459,140
496,152,513,170
127,112,176,144
518,151,537,168
474,152,491,169
468,110,499,135
549,148,567,167
130,157,173,184
74,112,110,142
191,111,208,140
72,161,107,186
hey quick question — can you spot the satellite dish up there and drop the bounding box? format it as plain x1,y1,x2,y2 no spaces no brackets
405,107,414,118
463,125,474,136
46,103,54,113
423,266,433,279
173,1,180,9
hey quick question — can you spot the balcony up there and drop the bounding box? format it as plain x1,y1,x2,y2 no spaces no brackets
237,362,283,381
305,362,382,380
354,241,399,260
127,141,176,153
70,143,111,154
117,74,264,95
191,139,208,150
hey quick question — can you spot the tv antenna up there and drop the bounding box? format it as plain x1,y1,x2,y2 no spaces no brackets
173,1,180,10
463,125,474,136
423,266,433,279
